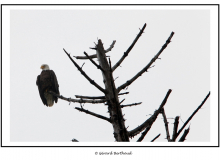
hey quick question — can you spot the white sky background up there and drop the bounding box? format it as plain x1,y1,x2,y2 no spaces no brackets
8,7,211,143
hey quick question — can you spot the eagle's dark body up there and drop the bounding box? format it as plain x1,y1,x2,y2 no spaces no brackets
36,69,59,107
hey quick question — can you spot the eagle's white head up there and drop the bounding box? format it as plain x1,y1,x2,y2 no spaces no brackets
40,64,50,70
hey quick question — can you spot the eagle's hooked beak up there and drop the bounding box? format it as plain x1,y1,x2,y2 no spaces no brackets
40,65,44,69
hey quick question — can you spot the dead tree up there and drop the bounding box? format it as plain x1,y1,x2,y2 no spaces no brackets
50,23,210,142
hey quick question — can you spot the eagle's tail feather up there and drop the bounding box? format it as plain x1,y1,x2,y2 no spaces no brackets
44,92,54,107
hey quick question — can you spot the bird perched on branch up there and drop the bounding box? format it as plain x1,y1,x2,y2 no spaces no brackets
36,64,60,107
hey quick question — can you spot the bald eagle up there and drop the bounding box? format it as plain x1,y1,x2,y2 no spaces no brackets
36,64,60,107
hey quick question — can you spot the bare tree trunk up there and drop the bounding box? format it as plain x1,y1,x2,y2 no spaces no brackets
96,39,129,141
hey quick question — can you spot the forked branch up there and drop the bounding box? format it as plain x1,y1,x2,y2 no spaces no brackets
117,31,175,93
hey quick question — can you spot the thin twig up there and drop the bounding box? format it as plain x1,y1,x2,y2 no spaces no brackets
112,23,147,71
114,77,119,81
119,98,125,105
84,51,104,72
105,40,116,53
151,134,161,142
137,126,150,142
80,62,85,69
75,107,111,123
108,57,112,70
63,48,106,93
118,92,130,96
121,102,142,108
176,92,210,139
49,91,106,104
117,31,175,93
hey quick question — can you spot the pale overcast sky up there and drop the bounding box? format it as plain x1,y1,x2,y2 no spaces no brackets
3,5,216,146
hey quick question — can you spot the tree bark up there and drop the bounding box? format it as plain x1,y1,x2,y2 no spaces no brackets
96,39,129,142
